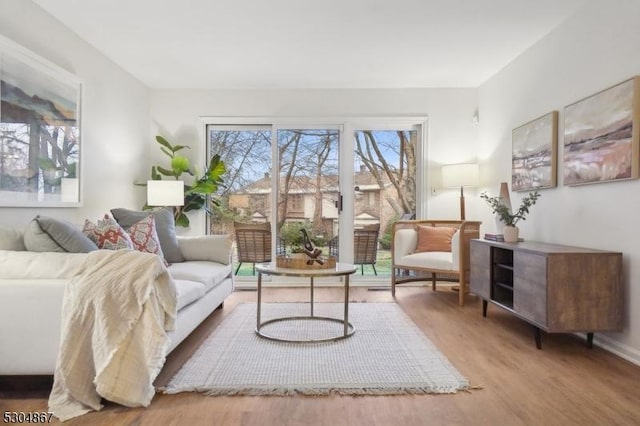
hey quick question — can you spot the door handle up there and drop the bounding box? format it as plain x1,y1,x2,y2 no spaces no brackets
334,194,343,213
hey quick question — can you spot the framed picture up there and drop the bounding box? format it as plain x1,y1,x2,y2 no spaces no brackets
0,35,82,207
512,111,558,191
563,77,640,186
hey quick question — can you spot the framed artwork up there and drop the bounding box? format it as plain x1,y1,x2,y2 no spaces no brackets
512,111,558,191
0,35,82,207
563,77,640,186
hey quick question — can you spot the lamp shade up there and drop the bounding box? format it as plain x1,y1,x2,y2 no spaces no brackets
442,163,479,188
147,180,184,206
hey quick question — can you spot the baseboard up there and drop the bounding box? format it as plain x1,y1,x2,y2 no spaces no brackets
592,334,640,366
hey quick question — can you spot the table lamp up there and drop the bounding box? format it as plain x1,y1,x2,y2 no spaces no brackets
147,180,185,207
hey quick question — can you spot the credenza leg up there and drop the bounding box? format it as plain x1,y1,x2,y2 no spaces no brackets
534,326,542,350
586,332,594,349
482,300,488,317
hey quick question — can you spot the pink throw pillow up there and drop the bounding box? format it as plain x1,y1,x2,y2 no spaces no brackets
126,214,167,264
83,215,134,250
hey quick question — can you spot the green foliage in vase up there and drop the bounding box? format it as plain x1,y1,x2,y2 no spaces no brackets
480,190,540,227
147,135,226,227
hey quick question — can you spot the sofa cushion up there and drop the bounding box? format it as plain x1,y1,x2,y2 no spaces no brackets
35,216,98,253
174,279,206,311
111,208,185,264
0,226,26,251
415,226,456,252
395,251,455,271
83,215,134,250
23,219,65,252
168,261,233,292
177,235,232,265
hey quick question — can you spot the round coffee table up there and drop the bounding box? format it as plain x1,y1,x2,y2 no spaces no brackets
255,262,357,343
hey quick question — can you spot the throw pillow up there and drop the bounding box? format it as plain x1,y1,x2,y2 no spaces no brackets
35,216,98,253
111,208,184,263
176,235,232,264
415,225,457,252
23,219,66,252
126,214,166,263
83,215,134,250
0,226,26,251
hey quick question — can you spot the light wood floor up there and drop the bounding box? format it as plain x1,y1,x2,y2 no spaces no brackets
3,286,640,425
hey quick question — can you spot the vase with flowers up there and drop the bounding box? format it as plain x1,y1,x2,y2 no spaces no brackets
480,190,540,242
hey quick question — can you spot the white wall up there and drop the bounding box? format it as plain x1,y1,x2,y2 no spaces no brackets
149,88,479,233
478,0,640,362
0,0,150,227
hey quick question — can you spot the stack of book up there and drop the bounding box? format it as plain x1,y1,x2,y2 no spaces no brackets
484,233,524,242
484,233,504,241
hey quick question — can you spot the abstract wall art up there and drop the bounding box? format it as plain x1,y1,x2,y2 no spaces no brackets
563,77,640,186
512,111,558,191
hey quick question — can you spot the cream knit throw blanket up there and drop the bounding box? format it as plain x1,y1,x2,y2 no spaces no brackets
48,250,177,421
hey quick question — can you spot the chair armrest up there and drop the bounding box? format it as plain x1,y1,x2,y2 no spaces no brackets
177,235,232,265
393,228,417,260
451,230,461,270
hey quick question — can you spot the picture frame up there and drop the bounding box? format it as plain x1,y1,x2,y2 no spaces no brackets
512,111,558,191
0,35,82,207
563,77,640,186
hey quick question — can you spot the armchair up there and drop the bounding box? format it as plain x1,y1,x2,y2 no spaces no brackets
391,220,481,306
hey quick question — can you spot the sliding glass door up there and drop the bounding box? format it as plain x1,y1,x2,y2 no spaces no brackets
275,127,340,264
349,128,418,278
206,118,425,284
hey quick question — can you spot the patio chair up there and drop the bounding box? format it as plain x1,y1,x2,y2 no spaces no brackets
354,224,380,275
329,224,380,275
233,221,272,275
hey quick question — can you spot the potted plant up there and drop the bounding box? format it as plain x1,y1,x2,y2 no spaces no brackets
480,190,540,242
146,136,226,227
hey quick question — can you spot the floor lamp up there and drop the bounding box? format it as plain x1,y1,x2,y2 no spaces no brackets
441,163,479,220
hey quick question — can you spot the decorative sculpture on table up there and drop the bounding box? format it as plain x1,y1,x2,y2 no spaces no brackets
276,228,336,269
300,229,324,265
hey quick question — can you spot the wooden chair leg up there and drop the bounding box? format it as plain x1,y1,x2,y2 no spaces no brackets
458,278,465,306
431,273,436,291
391,274,396,297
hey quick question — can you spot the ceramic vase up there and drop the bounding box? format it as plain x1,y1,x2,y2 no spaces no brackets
494,182,513,230
503,225,519,243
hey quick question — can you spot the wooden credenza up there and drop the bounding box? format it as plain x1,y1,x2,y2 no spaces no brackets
470,239,622,349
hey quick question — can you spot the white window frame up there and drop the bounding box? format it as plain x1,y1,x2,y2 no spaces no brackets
202,116,429,264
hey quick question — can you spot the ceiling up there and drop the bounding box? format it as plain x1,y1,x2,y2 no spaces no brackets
33,0,587,90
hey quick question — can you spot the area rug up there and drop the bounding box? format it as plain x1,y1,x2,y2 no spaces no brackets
161,302,469,396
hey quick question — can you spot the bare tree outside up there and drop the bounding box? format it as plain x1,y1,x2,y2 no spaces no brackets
277,129,338,235
354,130,416,217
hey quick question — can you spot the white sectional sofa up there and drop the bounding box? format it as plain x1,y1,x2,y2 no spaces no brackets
0,220,234,375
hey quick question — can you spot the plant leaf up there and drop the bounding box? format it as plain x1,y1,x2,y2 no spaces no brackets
207,155,226,179
157,166,175,177
172,145,190,153
171,155,190,175
160,147,173,158
151,166,161,180
156,135,173,151
175,212,190,227
190,181,217,194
